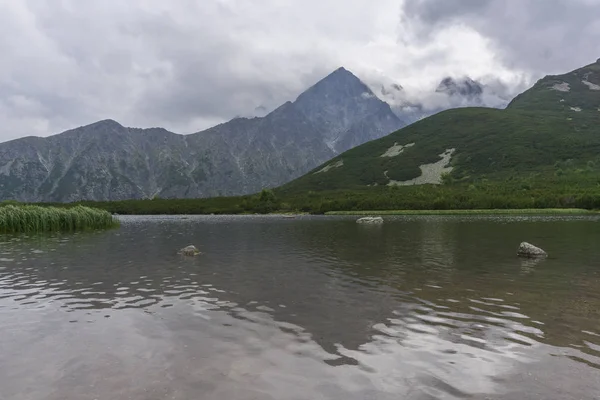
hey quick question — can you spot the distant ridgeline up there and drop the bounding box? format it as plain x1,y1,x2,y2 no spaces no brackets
35,59,600,214
0,68,405,203
3,59,600,213
0,65,515,204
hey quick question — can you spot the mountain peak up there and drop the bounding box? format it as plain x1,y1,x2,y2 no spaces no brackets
58,119,125,138
319,66,362,85
297,67,371,103
380,83,404,97
331,66,350,74
436,76,483,98
88,119,124,129
291,67,403,153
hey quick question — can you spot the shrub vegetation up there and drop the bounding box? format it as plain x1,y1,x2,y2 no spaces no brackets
0,205,119,233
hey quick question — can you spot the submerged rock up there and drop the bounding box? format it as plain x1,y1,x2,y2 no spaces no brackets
517,242,547,258
356,216,384,224
179,245,201,256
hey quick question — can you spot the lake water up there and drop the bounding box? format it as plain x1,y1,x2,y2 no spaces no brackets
1,215,599,400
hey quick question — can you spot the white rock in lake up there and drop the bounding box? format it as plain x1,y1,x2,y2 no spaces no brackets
517,242,547,258
356,217,384,224
179,245,201,256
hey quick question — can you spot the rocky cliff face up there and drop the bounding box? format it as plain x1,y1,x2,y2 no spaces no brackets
0,68,405,202
293,67,403,153
435,77,484,99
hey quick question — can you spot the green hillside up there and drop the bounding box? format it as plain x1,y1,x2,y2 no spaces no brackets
281,60,600,195
509,58,600,112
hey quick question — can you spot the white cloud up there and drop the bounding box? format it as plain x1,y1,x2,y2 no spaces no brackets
0,0,596,141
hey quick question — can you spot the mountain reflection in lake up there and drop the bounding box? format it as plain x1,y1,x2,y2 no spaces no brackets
0,215,599,400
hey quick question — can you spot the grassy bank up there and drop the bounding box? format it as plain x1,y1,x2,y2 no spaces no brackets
326,209,596,216
34,178,600,216
0,205,119,234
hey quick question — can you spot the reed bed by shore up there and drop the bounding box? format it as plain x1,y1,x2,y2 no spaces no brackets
0,205,119,233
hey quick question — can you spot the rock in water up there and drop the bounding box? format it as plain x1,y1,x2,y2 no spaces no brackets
517,242,547,258
179,245,201,256
356,217,384,224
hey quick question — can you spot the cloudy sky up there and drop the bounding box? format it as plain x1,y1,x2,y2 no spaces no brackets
1,0,599,141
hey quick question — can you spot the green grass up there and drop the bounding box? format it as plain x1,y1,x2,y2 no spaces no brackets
35,178,600,216
0,205,119,234
326,208,595,216
280,107,600,193
509,61,600,113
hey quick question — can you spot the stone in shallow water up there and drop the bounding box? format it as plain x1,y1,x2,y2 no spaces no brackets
356,217,384,224
517,242,547,258
179,245,201,256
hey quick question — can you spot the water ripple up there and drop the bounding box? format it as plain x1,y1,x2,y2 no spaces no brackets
0,216,599,399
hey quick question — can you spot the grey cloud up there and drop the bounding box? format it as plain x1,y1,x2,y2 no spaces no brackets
0,1,342,138
403,0,600,73
0,0,596,141
404,0,493,24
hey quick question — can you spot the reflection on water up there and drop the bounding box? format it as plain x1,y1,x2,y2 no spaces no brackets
1,215,600,399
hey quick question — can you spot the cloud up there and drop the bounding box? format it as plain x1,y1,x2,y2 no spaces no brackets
402,0,600,73
0,0,597,141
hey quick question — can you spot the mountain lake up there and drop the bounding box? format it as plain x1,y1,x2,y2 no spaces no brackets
1,215,599,400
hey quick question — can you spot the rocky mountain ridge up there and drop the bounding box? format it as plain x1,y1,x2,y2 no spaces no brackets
0,68,404,202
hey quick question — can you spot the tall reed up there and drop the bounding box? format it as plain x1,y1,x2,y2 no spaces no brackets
0,205,119,233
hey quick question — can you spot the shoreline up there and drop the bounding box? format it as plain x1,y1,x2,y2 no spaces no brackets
110,209,598,217
324,209,597,216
